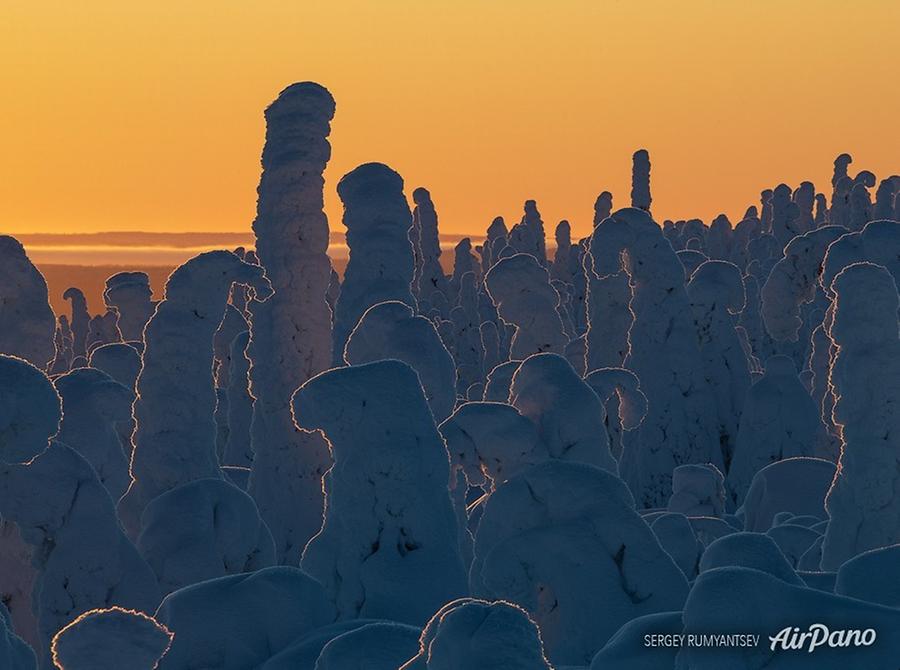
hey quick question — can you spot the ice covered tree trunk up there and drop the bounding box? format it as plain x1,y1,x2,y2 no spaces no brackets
0,236,56,370
223,331,253,467
793,180,816,233
550,220,572,281
103,272,157,343
483,216,508,273
246,82,337,563
294,360,467,626
591,208,723,507
821,263,900,570
830,153,853,211
594,191,613,225
630,149,651,213
49,316,73,375
411,187,449,315
120,251,271,536
450,272,484,395
62,288,89,360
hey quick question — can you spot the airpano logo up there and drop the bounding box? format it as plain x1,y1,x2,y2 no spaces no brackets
768,624,877,652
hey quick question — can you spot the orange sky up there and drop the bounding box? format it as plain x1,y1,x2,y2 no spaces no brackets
1,1,897,239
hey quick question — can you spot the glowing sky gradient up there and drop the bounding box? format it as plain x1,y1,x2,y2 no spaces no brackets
2,1,898,238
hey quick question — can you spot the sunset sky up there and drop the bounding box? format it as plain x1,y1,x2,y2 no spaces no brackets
2,1,898,239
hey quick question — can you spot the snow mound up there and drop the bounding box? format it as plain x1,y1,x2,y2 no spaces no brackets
589,611,682,670
345,300,456,423
88,343,141,389
439,401,546,489
650,512,703,579
727,355,823,507
0,355,62,463
399,598,552,670
821,219,900,292
680,566,900,669
484,253,567,358
314,621,420,670
294,360,467,625
155,567,336,670
51,607,172,670
834,544,900,607
699,532,803,585
510,353,616,472
258,620,378,669
667,464,726,517
53,367,132,501
137,478,276,595
738,457,834,532
471,460,688,665
0,601,35,670
0,441,161,666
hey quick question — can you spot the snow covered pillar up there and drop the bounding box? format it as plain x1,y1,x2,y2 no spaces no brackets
412,187,449,313
821,262,900,570
120,251,271,536
246,82,337,564
103,272,156,343
631,149,651,213
332,162,416,362
0,236,56,370
594,191,613,226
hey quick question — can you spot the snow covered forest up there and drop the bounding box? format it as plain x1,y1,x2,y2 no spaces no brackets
1,81,899,669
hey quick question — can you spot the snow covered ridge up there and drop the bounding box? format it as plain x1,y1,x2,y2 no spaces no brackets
1,79,900,667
